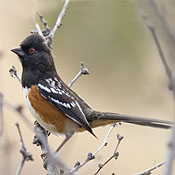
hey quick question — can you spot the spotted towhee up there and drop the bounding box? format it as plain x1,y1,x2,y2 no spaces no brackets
11,34,172,150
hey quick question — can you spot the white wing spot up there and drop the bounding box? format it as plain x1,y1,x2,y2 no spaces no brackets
50,87,58,94
71,102,76,107
50,81,55,87
45,78,62,92
50,97,71,109
66,103,71,108
54,77,58,82
38,84,51,93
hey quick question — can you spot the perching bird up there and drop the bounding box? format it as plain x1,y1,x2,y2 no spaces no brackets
11,34,172,151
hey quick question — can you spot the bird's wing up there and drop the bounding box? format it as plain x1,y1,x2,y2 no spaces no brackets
38,77,96,137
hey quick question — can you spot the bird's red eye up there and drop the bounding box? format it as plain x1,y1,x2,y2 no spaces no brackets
29,48,35,54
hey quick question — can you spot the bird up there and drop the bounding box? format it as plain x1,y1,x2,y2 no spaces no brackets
11,34,173,151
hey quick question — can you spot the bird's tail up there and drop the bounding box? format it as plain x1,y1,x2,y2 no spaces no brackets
88,111,173,129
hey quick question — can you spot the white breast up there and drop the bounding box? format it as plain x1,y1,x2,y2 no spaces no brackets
23,87,39,120
22,87,62,137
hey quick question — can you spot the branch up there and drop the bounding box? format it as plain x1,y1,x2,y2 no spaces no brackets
69,123,121,174
149,0,175,48
69,62,90,88
49,0,71,39
9,66,21,83
164,126,175,175
139,9,175,175
33,121,50,156
35,23,44,38
164,66,175,175
33,0,71,48
164,58,175,174
139,10,173,90
37,12,51,35
33,122,59,175
136,161,165,175
33,121,69,174
94,133,124,175
15,123,33,175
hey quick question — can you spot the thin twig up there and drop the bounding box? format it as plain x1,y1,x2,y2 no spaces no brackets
15,123,33,175
33,121,69,174
94,123,121,156
139,10,173,90
37,12,51,33
32,0,71,48
164,67,175,174
8,66,33,129
49,0,71,39
9,66,21,83
69,62,90,88
94,133,124,175
149,0,175,47
33,121,50,156
113,134,124,154
69,123,121,174
35,23,44,38
33,122,59,175
140,9,175,175
136,161,165,175
164,126,175,175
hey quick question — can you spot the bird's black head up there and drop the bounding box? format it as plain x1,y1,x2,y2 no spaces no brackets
11,34,57,87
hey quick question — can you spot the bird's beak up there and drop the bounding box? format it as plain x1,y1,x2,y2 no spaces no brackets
11,46,25,57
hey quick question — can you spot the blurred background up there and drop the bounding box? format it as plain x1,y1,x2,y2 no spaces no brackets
0,0,174,174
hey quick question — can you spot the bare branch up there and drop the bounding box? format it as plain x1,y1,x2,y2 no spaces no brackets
164,65,175,174
37,12,51,34
9,66,34,129
113,134,124,154
164,63,175,174
35,23,44,38
94,133,124,175
139,10,173,90
164,126,175,175
33,122,69,174
15,123,33,175
149,0,175,47
33,121,50,156
139,8,175,175
69,62,90,88
33,122,59,175
9,66,21,83
93,123,121,156
69,123,121,174
49,0,71,39
136,161,165,175
32,0,71,49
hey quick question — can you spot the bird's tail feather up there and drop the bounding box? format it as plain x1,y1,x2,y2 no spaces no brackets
88,111,173,129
